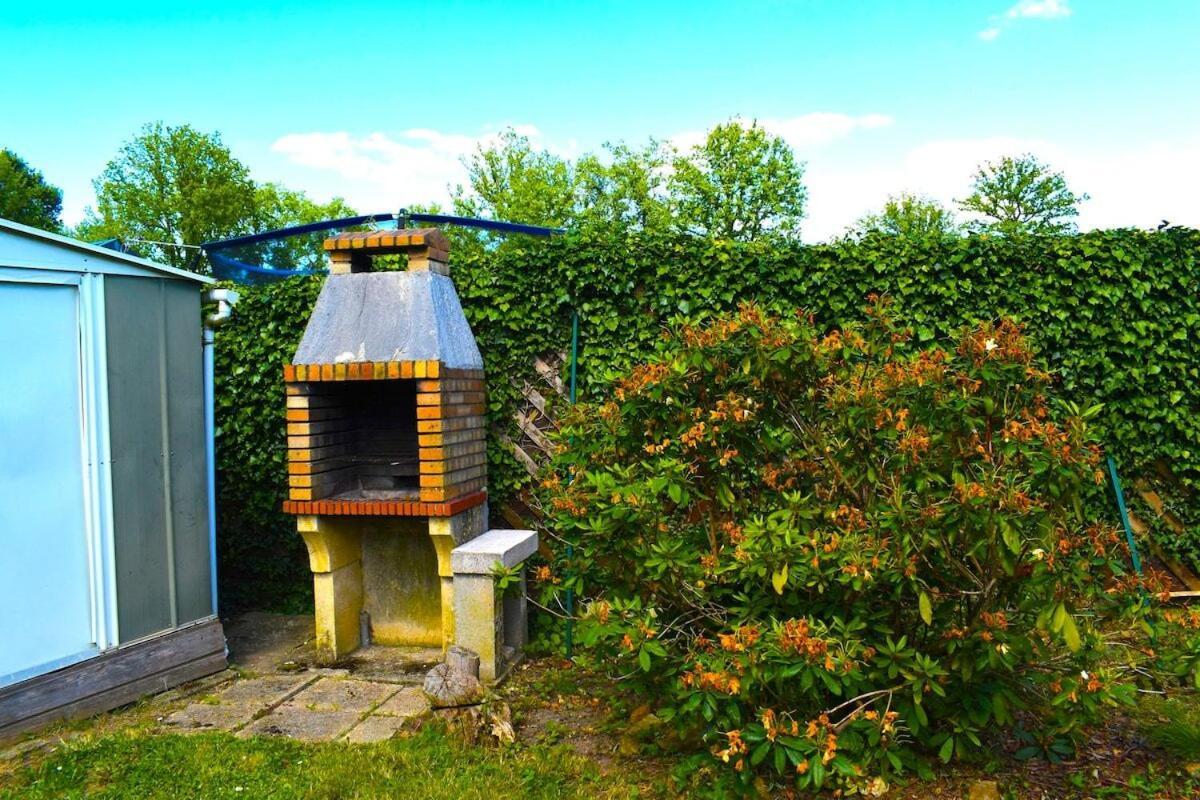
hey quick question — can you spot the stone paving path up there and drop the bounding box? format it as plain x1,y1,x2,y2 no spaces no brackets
163,674,432,743
157,614,443,744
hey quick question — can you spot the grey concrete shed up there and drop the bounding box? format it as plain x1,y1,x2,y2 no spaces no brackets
0,218,227,739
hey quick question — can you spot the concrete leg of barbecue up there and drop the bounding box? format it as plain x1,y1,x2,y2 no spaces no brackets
297,515,364,661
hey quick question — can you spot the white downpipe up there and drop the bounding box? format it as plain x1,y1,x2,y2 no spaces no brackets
202,289,238,616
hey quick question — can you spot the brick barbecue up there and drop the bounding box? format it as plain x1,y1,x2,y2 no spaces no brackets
281,229,533,681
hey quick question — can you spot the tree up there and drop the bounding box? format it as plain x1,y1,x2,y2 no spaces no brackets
575,140,671,235
452,129,576,229
79,123,258,269
0,149,63,232
957,154,1087,234
668,120,806,240
852,193,959,239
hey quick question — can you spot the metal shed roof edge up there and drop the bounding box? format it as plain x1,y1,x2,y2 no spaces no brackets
0,217,214,285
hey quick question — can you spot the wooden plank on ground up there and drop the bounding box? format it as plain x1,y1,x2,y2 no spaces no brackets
0,618,226,739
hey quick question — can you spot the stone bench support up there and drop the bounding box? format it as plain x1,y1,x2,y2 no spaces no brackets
451,529,538,682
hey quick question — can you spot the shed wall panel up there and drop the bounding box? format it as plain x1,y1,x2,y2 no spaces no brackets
106,277,172,641
164,281,212,624
105,277,209,641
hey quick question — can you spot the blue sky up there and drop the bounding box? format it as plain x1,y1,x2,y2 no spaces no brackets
2,0,1198,239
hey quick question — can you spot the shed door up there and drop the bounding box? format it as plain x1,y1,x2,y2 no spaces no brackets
0,281,96,686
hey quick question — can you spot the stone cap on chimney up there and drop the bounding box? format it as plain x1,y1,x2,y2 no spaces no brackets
323,228,450,275
323,227,449,254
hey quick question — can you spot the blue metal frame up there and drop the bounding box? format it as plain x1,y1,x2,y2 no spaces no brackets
405,211,565,237
199,210,563,283
201,213,398,253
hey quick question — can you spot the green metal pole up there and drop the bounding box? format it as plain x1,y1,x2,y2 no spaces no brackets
564,310,579,659
1107,455,1144,577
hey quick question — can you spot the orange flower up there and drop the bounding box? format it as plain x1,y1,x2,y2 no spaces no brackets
714,729,748,763
718,625,761,653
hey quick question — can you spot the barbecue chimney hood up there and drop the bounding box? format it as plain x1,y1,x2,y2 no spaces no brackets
283,229,488,517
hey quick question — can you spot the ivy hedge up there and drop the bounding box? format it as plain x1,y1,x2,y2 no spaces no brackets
213,227,1200,611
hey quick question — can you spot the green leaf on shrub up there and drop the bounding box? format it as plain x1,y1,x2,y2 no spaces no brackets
919,591,933,625
938,736,954,763
810,759,826,788
1051,602,1068,633
772,564,789,595
1061,612,1081,652
1001,521,1021,555
772,745,786,774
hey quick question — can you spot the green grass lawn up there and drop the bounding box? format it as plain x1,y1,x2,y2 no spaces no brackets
5,657,1200,799
0,726,663,800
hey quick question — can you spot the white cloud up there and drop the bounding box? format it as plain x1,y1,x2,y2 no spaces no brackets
672,112,893,153
802,135,1200,241
269,115,891,215
268,124,572,212
980,0,1071,40
1007,0,1071,20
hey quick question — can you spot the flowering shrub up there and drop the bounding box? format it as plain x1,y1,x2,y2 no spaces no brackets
537,300,1158,792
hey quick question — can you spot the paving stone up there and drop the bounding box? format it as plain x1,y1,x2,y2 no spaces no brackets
342,715,411,743
285,678,399,713
375,686,430,718
238,707,362,742
163,702,259,732
213,674,316,708
0,738,50,761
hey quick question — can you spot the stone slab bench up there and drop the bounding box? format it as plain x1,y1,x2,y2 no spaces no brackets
451,529,538,682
